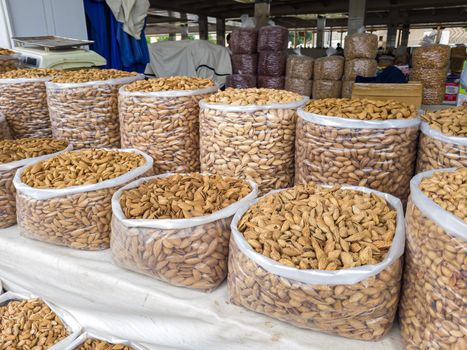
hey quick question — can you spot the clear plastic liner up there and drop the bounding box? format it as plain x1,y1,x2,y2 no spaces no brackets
226,74,257,89
111,173,258,292
312,80,342,99
295,109,420,203
0,53,20,74
399,169,466,349
343,59,377,81
0,77,52,138
66,330,149,350
257,25,289,51
13,149,153,250
0,113,11,140
228,185,404,341
232,54,258,75
344,33,378,60
258,51,287,77
257,75,285,89
199,97,308,195
412,44,451,69
230,16,257,54
285,78,312,96
341,81,354,98
286,55,314,80
119,85,218,174
46,75,143,149
314,56,344,81
416,122,467,173
0,291,82,350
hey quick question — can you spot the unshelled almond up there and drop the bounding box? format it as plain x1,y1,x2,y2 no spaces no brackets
77,339,133,350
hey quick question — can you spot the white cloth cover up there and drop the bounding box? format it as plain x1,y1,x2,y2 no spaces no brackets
106,0,149,39
146,40,232,87
0,227,403,350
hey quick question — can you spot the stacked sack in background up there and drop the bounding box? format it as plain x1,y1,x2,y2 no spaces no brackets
227,15,258,89
285,51,314,96
257,23,289,89
410,44,450,105
313,53,344,99
0,113,11,140
342,31,378,98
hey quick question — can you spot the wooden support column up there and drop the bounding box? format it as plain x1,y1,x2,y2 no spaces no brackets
199,15,208,40
254,0,270,29
216,18,225,46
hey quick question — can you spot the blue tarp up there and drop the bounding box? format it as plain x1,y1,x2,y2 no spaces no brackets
83,0,149,73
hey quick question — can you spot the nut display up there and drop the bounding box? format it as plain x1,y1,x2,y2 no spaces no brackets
232,54,257,75
258,51,287,77
314,56,344,81
257,76,284,89
226,74,256,89
119,77,217,174
77,339,133,350
285,78,312,96
257,25,289,51
0,48,18,74
400,168,466,349
286,55,314,80
15,149,152,250
0,298,69,349
412,44,451,69
344,33,378,60
111,173,254,291
0,69,57,138
230,27,257,54
47,69,141,149
200,88,306,194
228,183,403,340
296,99,419,203
312,80,342,99
0,138,68,229
416,106,467,173
343,58,377,81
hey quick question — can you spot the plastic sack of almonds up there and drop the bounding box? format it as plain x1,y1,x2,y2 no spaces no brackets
0,291,82,350
232,54,258,75
111,173,257,292
409,67,448,105
286,54,314,80
228,183,404,341
343,59,377,81
312,80,342,99
46,69,143,149
0,69,57,139
0,113,11,140
257,76,285,89
119,77,218,174
295,99,420,204
226,74,257,89
285,78,312,96
257,24,289,51
0,138,70,229
344,32,378,60
412,44,451,69
399,168,466,350
0,49,20,74
314,56,345,81
199,88,308,195
416,106,467,173
66,330,149,350
14,149,153,250
341,81,354,99
258,51,287,77
230,15,257,54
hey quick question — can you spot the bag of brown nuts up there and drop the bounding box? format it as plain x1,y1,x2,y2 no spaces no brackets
344,32,378,60
312,80,342,99
285,78,312,96
0,49,20,74
46,69,143,149
119,77,218,174
199,88,308,195
296,98,420,204
226,74,257,89
314,56,345,81
399,168,466,350
14,148,153,250
0,291,82,350
286,54,314,80
0,113,11,140
228,183,405,341
416,106,467,173
67,330,149,350
0,69,57,139
111,173,257,291
343,58,377,81
0,138,70,229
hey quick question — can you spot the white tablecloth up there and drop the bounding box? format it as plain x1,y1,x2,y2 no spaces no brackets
0,227,404,350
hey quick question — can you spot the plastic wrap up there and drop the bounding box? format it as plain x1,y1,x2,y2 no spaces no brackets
343,58,377,81
226,74,257,89
0,53,20,74
0,144,71,229
232,54,258,75
399,169,466,349
314,56,344,81
286,55,314,80
199,97,308,195
14,149,153,250
295,109,420,203
344,33,378,60
66,330,149,350
412,44,450,69
230,18,257,54
416,122,467,172
312,80,342,99
228,185,404,341
341,81,354,98
0,113,11,140
110,173,257,292
0,77,52,138
0,291,82,350
257,75,285,89
285,78,312,96
257,25,289,51
258,51,287,77
46,75,143,149
119,85,218,174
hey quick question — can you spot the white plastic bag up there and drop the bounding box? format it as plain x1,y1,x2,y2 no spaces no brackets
66,330,149,350
111,173,258,292
0,291,82,350
228,185,404,340
14,149,153,250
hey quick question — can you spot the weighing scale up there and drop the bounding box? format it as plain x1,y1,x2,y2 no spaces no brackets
11,35,106,69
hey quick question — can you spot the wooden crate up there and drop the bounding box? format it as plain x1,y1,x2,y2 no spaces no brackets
351,82,423,108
